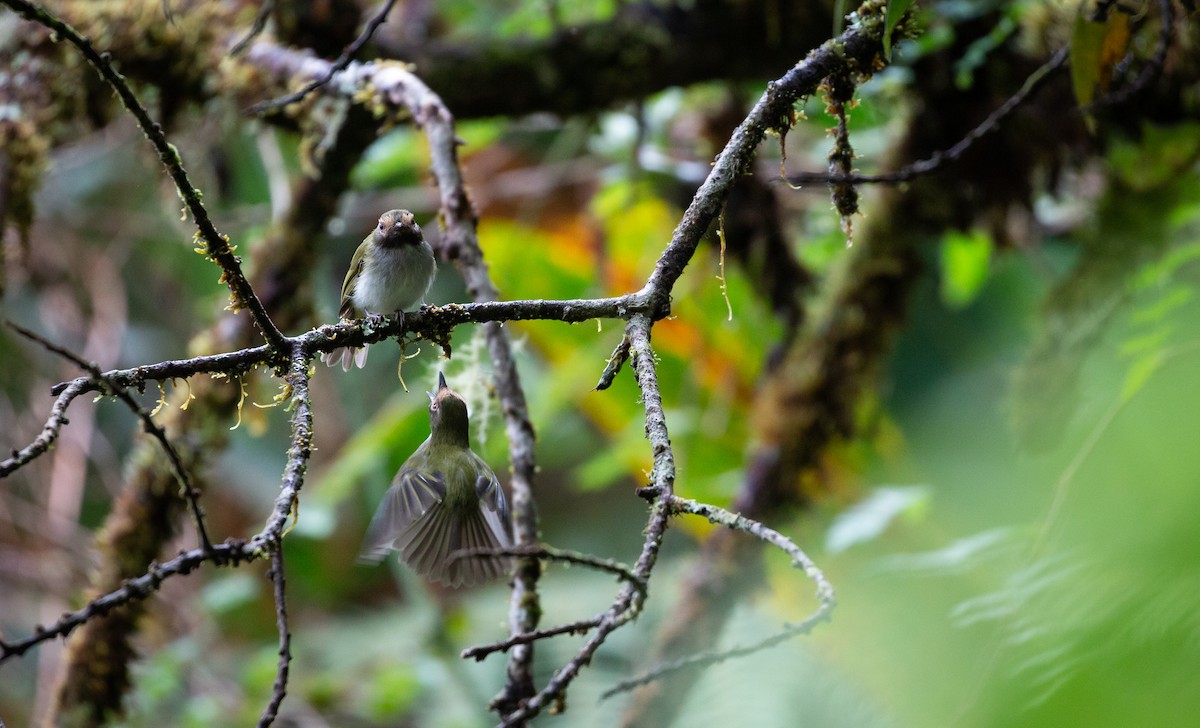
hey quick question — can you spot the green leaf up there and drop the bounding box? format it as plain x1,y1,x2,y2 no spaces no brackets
241,646,286,698
365,665,422,721
1122,350,1165,403
939,229,992,308
200,572,261,614
884,0,916,60
351,130,423,190
1107,122,1200,191
312,392,427,507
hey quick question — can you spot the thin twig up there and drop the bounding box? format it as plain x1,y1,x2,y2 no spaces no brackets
450,544,646,595
0,539,253,662
5,322,216,554
245,0,399,114
462,617,604,661
594,334,632,391
0,379,89,477
783,47,1069,187
1089,0,1174,110
670,496,834,609
257,546,291,728
230,0,275,56
598,494,835,699
601,618,826,700
0,0,287,350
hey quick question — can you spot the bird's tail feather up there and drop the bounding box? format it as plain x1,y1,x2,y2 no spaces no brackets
392,504,510,587
320,344,369,371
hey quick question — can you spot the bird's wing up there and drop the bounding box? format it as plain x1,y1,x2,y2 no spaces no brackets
398,500,455,582
419,468,511,587
475,470,513,548
359,450,514,587
338,241,369,319
358,466,445,562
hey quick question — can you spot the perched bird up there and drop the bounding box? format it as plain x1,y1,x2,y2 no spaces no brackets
360,372,513,587
322,209,437,371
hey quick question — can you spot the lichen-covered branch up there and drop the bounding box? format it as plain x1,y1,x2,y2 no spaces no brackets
637,8,889,314
377,0,836,119
243,38,550,719
2,342,314,670
1,0,286,350
601,495,834,699
257,547,291,728
499,313,673,726
6,322,215,554
0,379,89,477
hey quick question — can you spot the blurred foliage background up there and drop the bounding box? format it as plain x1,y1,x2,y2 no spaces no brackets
3,0,1200,726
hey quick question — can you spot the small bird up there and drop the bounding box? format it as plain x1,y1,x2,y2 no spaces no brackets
322,209,437,371
360,372,513,587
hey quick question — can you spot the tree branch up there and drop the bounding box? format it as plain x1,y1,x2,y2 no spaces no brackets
5,322,216,554
378,0,835,119
0,539,250,662
637,11,886,314
246,0,399,114
257,547,291,728
461,617,605,662
600,495,834,700
1,0,286,350
498,314,671,725
0,379,90,477
1,342,314,666
783,47,1070,187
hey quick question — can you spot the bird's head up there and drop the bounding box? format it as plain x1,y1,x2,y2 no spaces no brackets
373,209,424,248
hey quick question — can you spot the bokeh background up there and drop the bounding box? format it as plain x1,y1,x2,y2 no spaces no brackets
3,1,1200,726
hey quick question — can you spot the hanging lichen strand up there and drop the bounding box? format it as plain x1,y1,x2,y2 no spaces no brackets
825,69,859,246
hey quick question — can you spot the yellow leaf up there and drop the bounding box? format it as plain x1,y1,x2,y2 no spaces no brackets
1070,7,1131,119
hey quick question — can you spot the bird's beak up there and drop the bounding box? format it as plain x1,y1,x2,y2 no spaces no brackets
428,371,448,401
